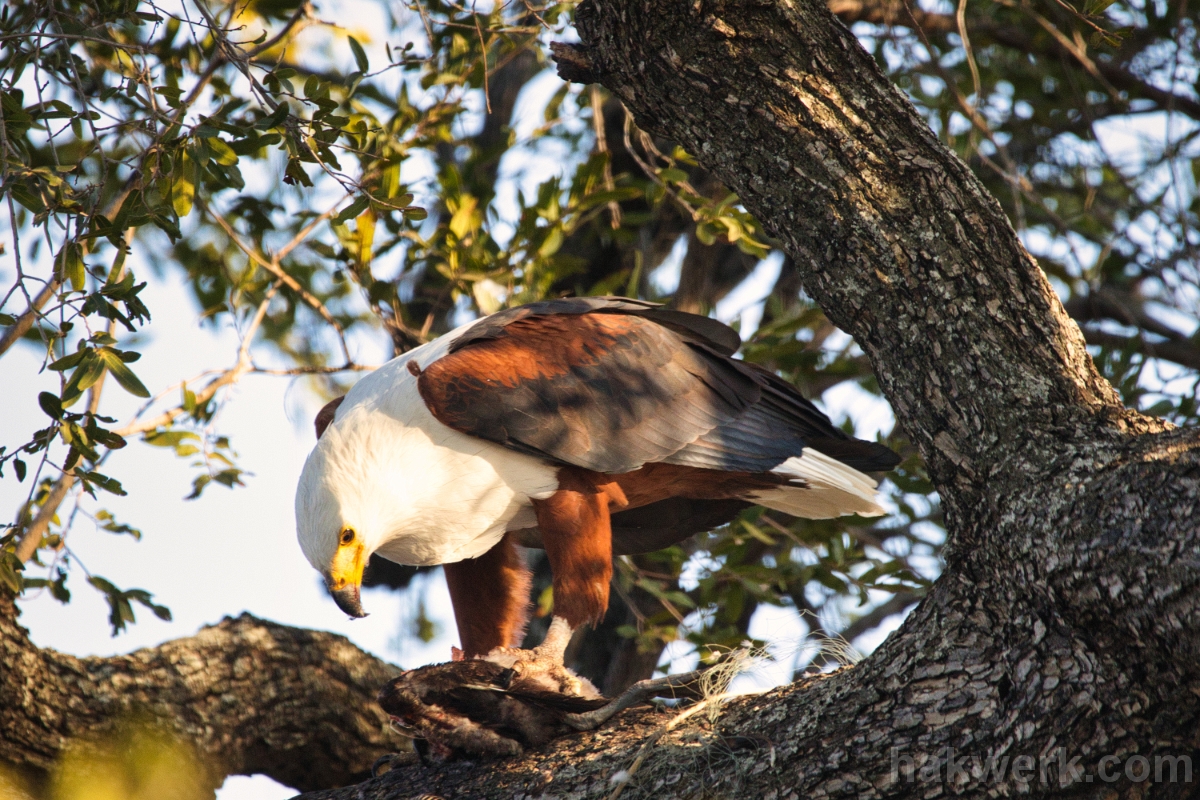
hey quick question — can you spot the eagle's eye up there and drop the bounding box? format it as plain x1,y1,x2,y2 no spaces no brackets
339,528,356,546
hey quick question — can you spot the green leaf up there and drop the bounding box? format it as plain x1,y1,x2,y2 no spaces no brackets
46,568,70,602
96,509,141,540
144,430,195,447
205,137,239,166
88,576,167,634
334,196,370,226
78,469,127,497
88,576,129,634
38,392,63,419
284,157,313,187
171,161,195,218
348,36,370,73
659,167,689,184
538,226,564,257
61,352,107,407
88,426,127,450
127,589,172,621
256,101,289,130
448,196,478,239
182,385,198,414
97,348,150,397
1083,0,1117,14
47,349,87,372
56,244,86,291
0,556,23,594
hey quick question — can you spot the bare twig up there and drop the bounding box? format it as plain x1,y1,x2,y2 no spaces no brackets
955,0,981,116
591,86,621,229
250,363,376,375
622,107,700,222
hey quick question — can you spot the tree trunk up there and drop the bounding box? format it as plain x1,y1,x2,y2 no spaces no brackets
4,1,1199,798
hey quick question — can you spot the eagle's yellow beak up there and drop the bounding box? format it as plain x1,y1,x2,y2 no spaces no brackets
327,532,367,618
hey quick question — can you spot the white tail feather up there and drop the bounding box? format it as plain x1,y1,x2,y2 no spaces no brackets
748,448,886,519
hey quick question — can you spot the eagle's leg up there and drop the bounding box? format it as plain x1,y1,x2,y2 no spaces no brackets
444,532,531,658
465,468,620,698
533,615,575,661
529,467,621,660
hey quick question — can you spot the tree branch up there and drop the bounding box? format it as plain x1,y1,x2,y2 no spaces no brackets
1080,328,1200,372
0,280,60,360
829,0,1200,121
0,597,400,795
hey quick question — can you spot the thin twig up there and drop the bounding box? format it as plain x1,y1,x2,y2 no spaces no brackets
591,86,621,229
472,0,492,114
956,0,981,116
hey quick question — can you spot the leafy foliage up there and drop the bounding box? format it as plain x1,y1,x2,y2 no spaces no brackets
0,0,1193,684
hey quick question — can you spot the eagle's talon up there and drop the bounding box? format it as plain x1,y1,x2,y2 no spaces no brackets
479,645,600,699
378,658,607,760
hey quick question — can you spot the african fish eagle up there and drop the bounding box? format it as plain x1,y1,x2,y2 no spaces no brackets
295,297,899,669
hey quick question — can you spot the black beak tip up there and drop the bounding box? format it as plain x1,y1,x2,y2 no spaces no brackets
329,584,368,618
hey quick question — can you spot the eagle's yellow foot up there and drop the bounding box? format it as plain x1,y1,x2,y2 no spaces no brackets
480,616,600,699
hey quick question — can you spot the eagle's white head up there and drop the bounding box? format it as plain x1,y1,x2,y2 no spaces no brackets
294,402,405,618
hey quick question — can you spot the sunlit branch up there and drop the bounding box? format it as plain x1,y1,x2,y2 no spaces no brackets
250,364,377,375
1081,328,1200,373
0,280,60,360
590,86,621,229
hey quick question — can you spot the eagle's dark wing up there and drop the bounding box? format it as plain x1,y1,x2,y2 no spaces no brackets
417,299,759,473
417,298,898,475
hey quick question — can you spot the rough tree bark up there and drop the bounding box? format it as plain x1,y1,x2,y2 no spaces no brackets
0,596,398,797
3,0,1198,798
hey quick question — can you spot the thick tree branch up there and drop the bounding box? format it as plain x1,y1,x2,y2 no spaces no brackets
0,597,399,796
